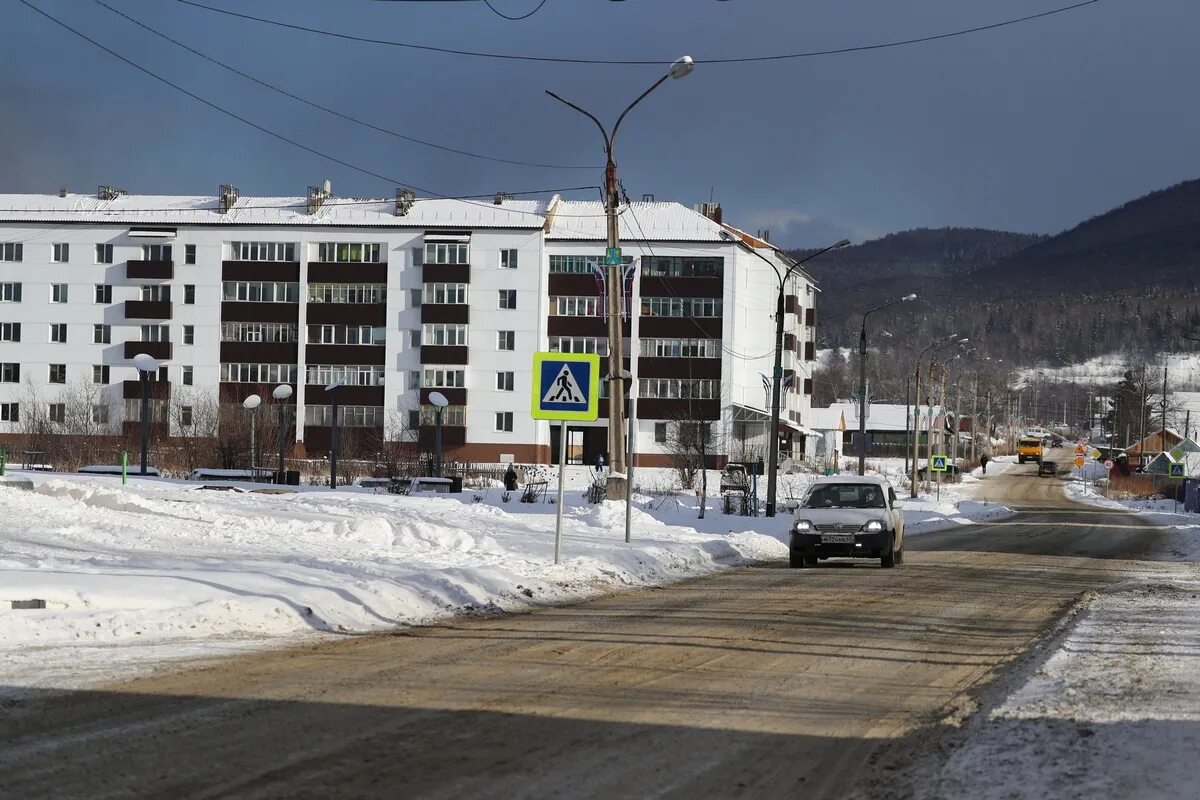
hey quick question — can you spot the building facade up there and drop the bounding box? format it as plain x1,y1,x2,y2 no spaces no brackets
0,188,819,468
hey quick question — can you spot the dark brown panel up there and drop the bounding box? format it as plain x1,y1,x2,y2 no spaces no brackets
637,399,720,421
122,379,171,400
126,260,173,280
220,302,299,323
548,274,602,295
421,264,470,283
783,333,796,351
220,342,298,363
305,385,384,405
420,304,470,324
307,262,388,282
805,308,816,327
420,387,466,406
641,276,722,299
307,303,387,326
419,425,466,449
785,295,799,315
804,378,813,395
123,341,172,360
420,345,468,365
637,357,721,379
221,261,300,281
547,316,608,337
639,317,721,338
124,300,173,320
306,344,386,365
218,382,295,404
804,341,816,361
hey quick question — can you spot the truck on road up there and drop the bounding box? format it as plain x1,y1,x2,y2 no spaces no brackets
1017,437,1044,464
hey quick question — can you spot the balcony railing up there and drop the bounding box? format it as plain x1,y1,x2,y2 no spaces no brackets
123,341,172,360
124,300,173,320
126,260,174,280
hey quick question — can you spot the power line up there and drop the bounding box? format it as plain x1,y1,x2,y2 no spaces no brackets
481,0,550,21
14,0,581,221
177,0,1101,66
88,0,591,171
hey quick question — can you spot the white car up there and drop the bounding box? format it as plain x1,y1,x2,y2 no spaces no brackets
787,476,906,569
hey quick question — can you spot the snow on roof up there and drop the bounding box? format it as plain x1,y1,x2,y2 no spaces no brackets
826,402,942,432
808,407,846,432
546,200,728,241
0,192,547,228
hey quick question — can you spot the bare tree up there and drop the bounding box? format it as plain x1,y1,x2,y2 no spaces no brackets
169,388,221,474
662,412,726,519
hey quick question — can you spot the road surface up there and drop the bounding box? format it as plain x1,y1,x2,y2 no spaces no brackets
0,458,1177,799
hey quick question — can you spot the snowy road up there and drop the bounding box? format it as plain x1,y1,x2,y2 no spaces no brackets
0,461,1184,799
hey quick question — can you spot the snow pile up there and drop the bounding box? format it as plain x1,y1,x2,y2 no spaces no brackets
0,474,787,692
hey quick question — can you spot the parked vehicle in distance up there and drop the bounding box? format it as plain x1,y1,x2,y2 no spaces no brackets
1037,461,1059,477
1018,437,1044,464
787,476,905,569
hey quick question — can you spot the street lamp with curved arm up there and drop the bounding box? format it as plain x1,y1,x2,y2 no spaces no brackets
856,293,917,475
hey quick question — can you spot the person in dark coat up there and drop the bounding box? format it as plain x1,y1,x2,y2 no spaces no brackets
504,463,519,492
980,453,990,474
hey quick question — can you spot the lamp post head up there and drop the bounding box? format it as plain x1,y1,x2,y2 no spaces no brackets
132,353,159,373
272,384,293,401
325,379,345,393
902,293,917,301
833,239,851,248
428,391,450,408
242,394,261,410
668,55,694,79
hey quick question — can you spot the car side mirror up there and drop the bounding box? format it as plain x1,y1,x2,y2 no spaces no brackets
783,499,799,511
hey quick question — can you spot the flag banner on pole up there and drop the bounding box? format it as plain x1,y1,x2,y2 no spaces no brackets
589,260,608,321
621,261,638,320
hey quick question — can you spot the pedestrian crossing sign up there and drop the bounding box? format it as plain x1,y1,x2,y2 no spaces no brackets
931,455,948,472
1169,463,1186,479
531,352,601,421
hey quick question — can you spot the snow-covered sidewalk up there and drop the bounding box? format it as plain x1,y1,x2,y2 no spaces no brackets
865,455,1018,535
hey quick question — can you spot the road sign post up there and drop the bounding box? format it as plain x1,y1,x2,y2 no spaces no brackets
1169,461,1186,513
931,455,947,500
532,352,601,564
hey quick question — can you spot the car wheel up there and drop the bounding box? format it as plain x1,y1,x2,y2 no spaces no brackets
789,550,805,568
880,535,896,569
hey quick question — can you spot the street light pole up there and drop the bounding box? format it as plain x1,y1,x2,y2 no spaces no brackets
857,294,916,475
326,380,344,490
131,353,160,476
909,335,966,497
272,383,293,485
546,55,694,502
242,394,261,475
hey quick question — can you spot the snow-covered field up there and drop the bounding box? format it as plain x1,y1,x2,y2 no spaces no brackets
1018,350,1200,389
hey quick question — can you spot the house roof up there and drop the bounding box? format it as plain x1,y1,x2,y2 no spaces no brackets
1125,429,1185,455
825,402,942,433
808,407,846,432
545,200,729,242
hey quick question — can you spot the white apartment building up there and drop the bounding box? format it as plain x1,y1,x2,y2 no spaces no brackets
0,186,819,467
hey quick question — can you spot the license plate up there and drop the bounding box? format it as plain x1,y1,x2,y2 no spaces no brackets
820,534,854,544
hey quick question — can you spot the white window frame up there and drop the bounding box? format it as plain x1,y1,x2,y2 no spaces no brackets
421,323,467,347
496,371,514,391
52,243,69,263
95,243,114,264
495,411,514,433
497,330,515,351
422,283,467,304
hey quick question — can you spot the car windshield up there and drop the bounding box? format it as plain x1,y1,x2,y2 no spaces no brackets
803,484,886,509
1020,439,1041,447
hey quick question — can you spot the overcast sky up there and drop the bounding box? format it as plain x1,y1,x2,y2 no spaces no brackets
5,0,1198,247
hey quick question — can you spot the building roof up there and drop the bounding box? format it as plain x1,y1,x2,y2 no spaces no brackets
545,200,729,242
825,402,942,433
1125,429,1185,455
808,407,846,433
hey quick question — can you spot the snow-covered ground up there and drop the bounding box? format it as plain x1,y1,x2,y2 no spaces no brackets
1065,475,1200,548
1019,350,1200,389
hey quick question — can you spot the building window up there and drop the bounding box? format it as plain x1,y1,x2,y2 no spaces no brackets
422,283,467,304
641,256,724,278
49,364,66,384
409,329,422,348
549,296,601,316
219,363,297,383
548,254,631,274
123,398,168,424
93,364,110,384
637,378,718,399
184,244,196,265
0,283,21,302
419,404,465,426
92,404,109,425
48,284,68,303
641,297,722,318
638,338,721,358
422,241,469,265
0,402,18,422
306,364,385,387
408,370,420,390
306,324,385,345
140,284,171,302
141,244,173,261
184,285,196,304
52,243,69,263
180,406,194,427
315,242,383,264
141,324,170,342
500,249,518,269
304,405,385,427
421,323,467,347
222,281,299,302
94,284,112,304
0,363,18,383
496,371,514,391
307,284,387,304
95,244,114,264
93,324,111,344
50,323,67,343
422,367,465,388
48,403,65,424
181,365,193,386
183,325,195,345
498,289,517,310
0,243,23,262
229,241,298,262
495,411,514,433
407,409,420,431
220,322,295,343
497,331,515,351
654,422,668,443
0,323,21,342
409,288,422,308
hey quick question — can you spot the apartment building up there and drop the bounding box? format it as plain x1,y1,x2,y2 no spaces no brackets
0,186,819,467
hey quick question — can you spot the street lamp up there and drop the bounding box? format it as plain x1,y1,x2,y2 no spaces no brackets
429,391,449,478
909,335,966,497
242,394,261,475
856,293,917,475
545,54,694,501
131,353,159,476
272,383,293,485
326,380,344,489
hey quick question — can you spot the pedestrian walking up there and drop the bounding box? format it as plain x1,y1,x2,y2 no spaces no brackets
980,453,990,475
504,463,519,492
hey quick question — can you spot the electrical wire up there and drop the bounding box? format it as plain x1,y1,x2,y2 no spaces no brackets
481,0,550,21
176,0,1101,66
88,0,591,171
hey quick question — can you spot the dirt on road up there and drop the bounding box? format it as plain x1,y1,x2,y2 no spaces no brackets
0,461,1182,799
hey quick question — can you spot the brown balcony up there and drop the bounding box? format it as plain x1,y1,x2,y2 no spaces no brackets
419,425,466,449
126,260,174,280
124,300,173,320
123,341,172,360
420,345,468,365
123,379,171,400
420,304,469,324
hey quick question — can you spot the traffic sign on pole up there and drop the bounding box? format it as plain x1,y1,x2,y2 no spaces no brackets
1103,459,1115,470
1074,444,1086,456
931,455,948,473
531,352,600,421
1169,463,1186,479
1074,456,1086,469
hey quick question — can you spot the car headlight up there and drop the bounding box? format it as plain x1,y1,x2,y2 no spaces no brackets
794,520,813,533
863,520,884,532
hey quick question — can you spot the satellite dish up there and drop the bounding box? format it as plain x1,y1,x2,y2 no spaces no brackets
132,353,159,373
242,394,262,410
272,384,293,400
325,379,345,392
428,391,450,408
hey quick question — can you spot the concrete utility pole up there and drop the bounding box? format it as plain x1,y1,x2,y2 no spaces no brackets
856,294,917,475
546,56,695,501
909,335,964,497
904,376,912,477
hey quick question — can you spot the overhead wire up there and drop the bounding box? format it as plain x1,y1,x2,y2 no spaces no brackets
88,0,592,171
481,0,550,21
176,0,1102,66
